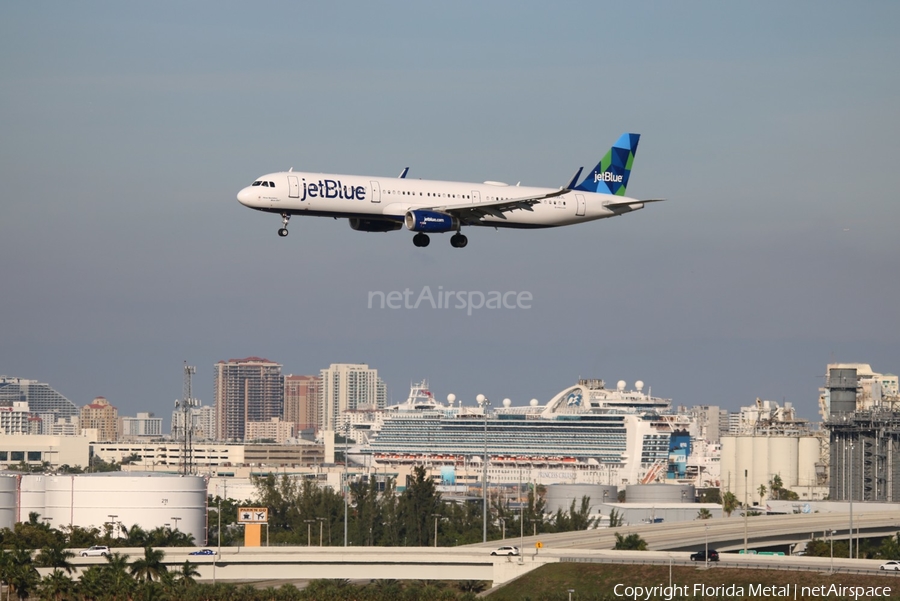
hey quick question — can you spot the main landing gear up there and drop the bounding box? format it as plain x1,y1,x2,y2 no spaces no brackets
277,213,290,237
411,232,469,248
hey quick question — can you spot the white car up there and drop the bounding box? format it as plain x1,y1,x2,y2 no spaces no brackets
491,546,520,556
81,545,110,557
880,561,900,571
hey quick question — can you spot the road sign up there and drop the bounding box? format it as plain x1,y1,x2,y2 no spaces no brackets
237,507,268,524
535,541,543,549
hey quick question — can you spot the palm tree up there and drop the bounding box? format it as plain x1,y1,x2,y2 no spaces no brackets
36,543,76,574
722,491,738,517
38,569,74,601
130,547,167,583
76,566,106,601
614,532,648,550
697,508,712,520
758,484,768,506
176,560,200,587
102,551,135,597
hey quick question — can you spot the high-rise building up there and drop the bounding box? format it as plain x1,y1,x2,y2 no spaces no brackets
0,401,41,435
284,375,321,435
319,363,386,431
119,412,163,438
80,396,119,442
0,377,78,418
245,417,295,444
214,357,283,442
171,403,216,441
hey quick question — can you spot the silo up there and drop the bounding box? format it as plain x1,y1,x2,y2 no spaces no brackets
768,437,798,489
544,484,615,513
752,437,769,502
719,437,736,493
19,474,46,522
44,473,207,544
828,368,857,414
0,476,17,530
625,483,695,504
735,436,755,502
798,437,820,487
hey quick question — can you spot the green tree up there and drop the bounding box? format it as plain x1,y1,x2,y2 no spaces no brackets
397,466,441,546
130,546,167,582
613,532,648,550
879,533,900,560
722,491,738,517
608,508,624,527
35,543,75,574
757,484,767,505
697,508,712,520
37,569,73,601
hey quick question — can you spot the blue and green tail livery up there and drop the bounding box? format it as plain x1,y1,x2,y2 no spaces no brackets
573,133,640,196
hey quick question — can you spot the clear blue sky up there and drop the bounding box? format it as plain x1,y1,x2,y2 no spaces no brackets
2,2,898,422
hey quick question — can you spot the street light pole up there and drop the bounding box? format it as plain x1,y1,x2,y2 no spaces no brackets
830,529,835,574
477,394,491,543
432,513,442,548
305,520,315,547
849,442,854,560
343,425,349,547
743,469,748,553
317,517,325,547
705,523,709,565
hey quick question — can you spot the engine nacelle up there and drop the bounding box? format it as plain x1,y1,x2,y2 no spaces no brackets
404,210,459,233
349,218,403,232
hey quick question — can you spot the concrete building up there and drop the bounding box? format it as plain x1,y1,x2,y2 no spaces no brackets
0,401,41,435
80,397,118,442
319,363,386,431
0,434,92,470
119,412,163,439
245,417,294,444
284,375,320,435
819,363,900,419
214,357,284,442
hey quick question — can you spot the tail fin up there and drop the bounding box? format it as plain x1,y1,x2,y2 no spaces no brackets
573,133,640,196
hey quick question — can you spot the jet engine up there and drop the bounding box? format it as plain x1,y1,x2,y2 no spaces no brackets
404,210,459,233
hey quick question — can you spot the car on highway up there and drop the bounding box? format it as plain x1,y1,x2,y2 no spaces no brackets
491,546,520,556
189,549,215,556
880,561,900,571
690,549,719,562
80,545,110,557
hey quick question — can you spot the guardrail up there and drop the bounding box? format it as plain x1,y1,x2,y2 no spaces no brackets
560,556,900,576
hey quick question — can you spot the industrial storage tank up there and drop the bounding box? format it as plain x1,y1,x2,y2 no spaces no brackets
544,484,616,513
0,475,17,530
798,437,821,487
768,437,799,488
625,483,695,504
18,474,46,522
43,473,207,544
751,437,770,499
735,436,755,501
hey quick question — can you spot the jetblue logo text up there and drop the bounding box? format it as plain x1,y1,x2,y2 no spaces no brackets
301,179,365,201
594,172,623,183
368,286,532,316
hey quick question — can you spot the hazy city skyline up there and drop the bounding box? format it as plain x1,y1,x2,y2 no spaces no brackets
2,3,899,422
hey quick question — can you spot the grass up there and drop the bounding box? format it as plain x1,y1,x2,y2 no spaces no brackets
486,562,900,600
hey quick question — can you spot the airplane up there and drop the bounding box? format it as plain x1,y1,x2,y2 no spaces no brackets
236,133,663,248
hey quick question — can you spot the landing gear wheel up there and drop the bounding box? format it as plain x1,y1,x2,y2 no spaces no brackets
277,213,291,237
413,233,430,247
450,233,468,248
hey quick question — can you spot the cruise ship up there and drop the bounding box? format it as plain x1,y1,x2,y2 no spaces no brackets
349,378,691,486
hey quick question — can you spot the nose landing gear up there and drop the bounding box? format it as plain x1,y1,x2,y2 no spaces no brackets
277,214,290,237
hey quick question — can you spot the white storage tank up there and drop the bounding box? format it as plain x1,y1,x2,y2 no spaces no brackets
43,473,207,544
625,483,695,503
19,474,46,522
751,437,769,501
0,475,17,530
544,484,616,513
734,436,755,502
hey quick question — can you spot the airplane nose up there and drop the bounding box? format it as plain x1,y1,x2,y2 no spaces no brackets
237,186,255,207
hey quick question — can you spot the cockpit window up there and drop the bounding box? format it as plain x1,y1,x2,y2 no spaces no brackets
262,181,270,187
252,181,261,186
268,181,275,187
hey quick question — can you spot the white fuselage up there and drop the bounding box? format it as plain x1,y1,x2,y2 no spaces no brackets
237,171,646,229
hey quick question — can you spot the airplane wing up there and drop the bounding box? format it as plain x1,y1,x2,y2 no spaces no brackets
604,197,666,207
423,187,571,224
